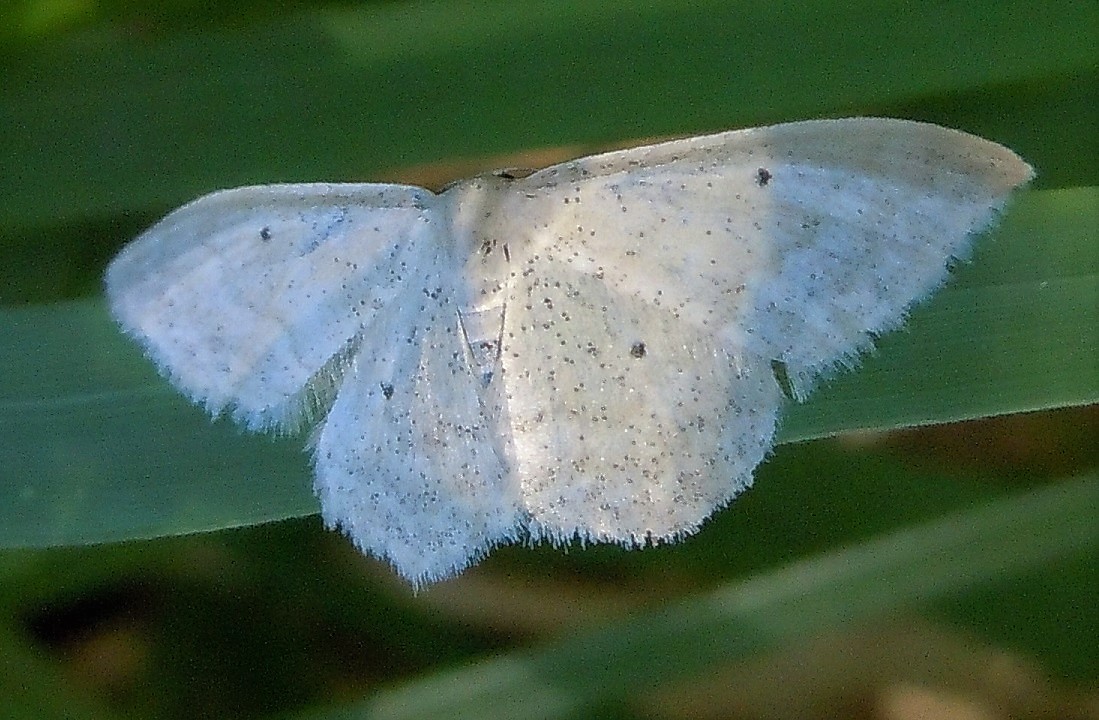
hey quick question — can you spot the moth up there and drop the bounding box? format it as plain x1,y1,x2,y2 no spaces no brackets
106,118,1032,586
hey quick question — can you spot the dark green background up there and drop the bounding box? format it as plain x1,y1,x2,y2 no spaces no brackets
0,1,1095,718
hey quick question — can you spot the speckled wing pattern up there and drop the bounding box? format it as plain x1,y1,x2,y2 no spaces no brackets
489,118,1033,550
105,118,1033,587
106,183,436,431
107,182,524,583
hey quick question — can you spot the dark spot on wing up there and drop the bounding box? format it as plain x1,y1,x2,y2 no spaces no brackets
756,167,772,187
629,341,647,359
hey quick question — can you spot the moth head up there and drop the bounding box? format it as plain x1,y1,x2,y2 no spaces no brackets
492,167,535,180
443,172,518,236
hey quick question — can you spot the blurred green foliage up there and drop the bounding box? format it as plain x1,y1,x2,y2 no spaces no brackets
0,0,1095,718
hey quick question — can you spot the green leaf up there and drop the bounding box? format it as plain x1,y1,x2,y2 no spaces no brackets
1,0,1096,549
1,189,1094,548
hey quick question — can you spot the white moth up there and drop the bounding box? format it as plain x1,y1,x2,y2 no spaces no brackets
106,118,1033,587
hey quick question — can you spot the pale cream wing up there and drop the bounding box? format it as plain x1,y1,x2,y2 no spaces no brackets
493,117,1031,543
105,183,437,430
312,289,521,587
517,118,1034,396
490,155,786,544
